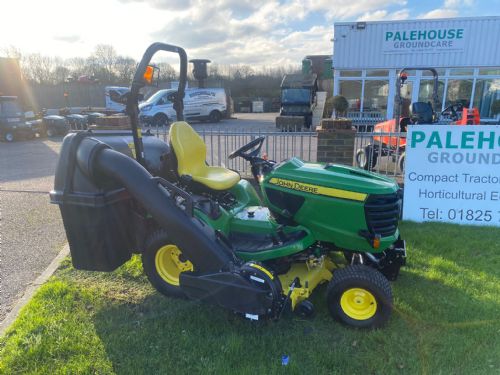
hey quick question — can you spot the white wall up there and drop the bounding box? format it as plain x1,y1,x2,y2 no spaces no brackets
333,17,500,69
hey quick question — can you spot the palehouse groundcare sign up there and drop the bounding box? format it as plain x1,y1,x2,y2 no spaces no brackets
383,27,467,54
403,125,500,226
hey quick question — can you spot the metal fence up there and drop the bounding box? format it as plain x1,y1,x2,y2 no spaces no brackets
354,131,407,180
148,126,318,177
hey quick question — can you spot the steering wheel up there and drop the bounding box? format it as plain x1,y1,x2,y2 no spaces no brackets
228,136,265,160
441,103,463,121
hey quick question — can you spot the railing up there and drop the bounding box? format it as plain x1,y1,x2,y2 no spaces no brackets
147,126,317,177
347,112,385,132
354,131,407,180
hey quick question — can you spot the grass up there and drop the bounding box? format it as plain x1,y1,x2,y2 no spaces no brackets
1,222,499,374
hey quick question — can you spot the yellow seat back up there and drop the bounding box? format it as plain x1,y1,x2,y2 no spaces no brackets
169,121,207,176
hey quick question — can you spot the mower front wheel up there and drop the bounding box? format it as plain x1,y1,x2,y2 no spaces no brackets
327,265,392,329
142,230,193,298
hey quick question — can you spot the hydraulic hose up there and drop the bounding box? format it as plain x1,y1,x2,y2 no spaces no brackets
75,137,232,273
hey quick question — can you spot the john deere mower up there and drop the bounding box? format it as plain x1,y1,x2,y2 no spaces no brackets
51,43,406,328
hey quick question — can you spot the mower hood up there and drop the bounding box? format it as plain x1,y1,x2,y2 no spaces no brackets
269,158,399,196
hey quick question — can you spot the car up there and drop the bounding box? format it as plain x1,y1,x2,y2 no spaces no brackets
43,115,69,137
139,88,227,126
0,96,35,142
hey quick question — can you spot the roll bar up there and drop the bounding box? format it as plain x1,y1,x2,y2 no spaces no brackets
126,43,188,166
394,67,439,130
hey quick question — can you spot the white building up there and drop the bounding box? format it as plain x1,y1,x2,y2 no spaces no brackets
332,16,500,122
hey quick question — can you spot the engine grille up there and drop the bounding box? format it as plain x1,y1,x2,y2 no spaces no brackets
364,192,401,237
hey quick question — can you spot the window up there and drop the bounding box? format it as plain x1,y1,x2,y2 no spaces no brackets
363,80,389,116
419,79,445,110
339,80,362,111
366,70,389,77
0,99,22,116
339,70,362,77
422,69,446,77
445,79,473,108
473,79,500,118
479,68,500,76
281,89,311,104
449,68,474,76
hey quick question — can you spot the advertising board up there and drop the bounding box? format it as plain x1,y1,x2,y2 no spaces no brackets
403,125,500,226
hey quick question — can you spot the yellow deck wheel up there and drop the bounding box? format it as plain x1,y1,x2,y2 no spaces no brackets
340,288,377,320
155,244,193,286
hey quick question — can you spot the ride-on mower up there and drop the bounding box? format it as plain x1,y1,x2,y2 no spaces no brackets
51,43,406,328
356,67,480,173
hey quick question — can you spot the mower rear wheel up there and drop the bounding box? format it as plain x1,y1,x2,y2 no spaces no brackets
326,265,392,329
142,230,193,298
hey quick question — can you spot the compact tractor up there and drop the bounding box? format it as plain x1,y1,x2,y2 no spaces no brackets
51,43,406,328
356,67,480,173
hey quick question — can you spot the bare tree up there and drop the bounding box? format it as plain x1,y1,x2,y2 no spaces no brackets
22,53,56,84
115,56,136,84
156,62,176,82
92,44,117,82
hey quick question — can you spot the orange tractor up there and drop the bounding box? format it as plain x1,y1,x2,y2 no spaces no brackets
356,67,480,173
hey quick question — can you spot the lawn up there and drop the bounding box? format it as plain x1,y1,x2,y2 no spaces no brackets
1,222,499,374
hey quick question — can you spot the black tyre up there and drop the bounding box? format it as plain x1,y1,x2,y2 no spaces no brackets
153,113,168,127
398,152,405,174
4,132,14,142
209,110,221,123
142,230,193,298
327,265,393,329
356,146,377,170
46,128,55,137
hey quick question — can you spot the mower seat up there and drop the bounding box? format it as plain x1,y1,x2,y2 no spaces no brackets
169,121,240,191
411,102,434,124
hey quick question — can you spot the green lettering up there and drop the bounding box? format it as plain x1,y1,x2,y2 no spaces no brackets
460,131,475,149
402,31,408,41
438,29,447,39
456,29,464,39
411,131,426,147
428,30,437,40
385,31,393,41
448,29,456,39
394,31,401,41
427,132,443,148
445,132,458,149
478,131,495,149
418,30,426,40
410,30,417,40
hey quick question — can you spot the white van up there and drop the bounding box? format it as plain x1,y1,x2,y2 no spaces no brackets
105,86,130,112
139,88,227,126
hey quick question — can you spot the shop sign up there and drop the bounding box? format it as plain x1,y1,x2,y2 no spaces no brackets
403,125,500,227
383,27,467,53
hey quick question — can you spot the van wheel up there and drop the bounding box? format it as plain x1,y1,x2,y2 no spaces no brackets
153,113,168,127
142,230,193,298
209,110,221,123
46,128,55,137
4,132,14,142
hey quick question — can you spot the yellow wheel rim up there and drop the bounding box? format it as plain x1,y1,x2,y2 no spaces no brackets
155,244,193,286
340,288,377,320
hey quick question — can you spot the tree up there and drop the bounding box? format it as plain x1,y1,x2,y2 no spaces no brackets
331,95,349,118
91,44,117,83
22,53,56,84
115,56,136,84
156,62,176,82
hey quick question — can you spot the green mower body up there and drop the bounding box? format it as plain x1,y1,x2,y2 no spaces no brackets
52,42,406,329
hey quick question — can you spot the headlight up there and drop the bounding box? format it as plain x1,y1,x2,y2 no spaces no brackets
140,104,153,112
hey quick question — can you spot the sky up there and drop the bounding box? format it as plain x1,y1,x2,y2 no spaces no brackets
1,0,499,69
